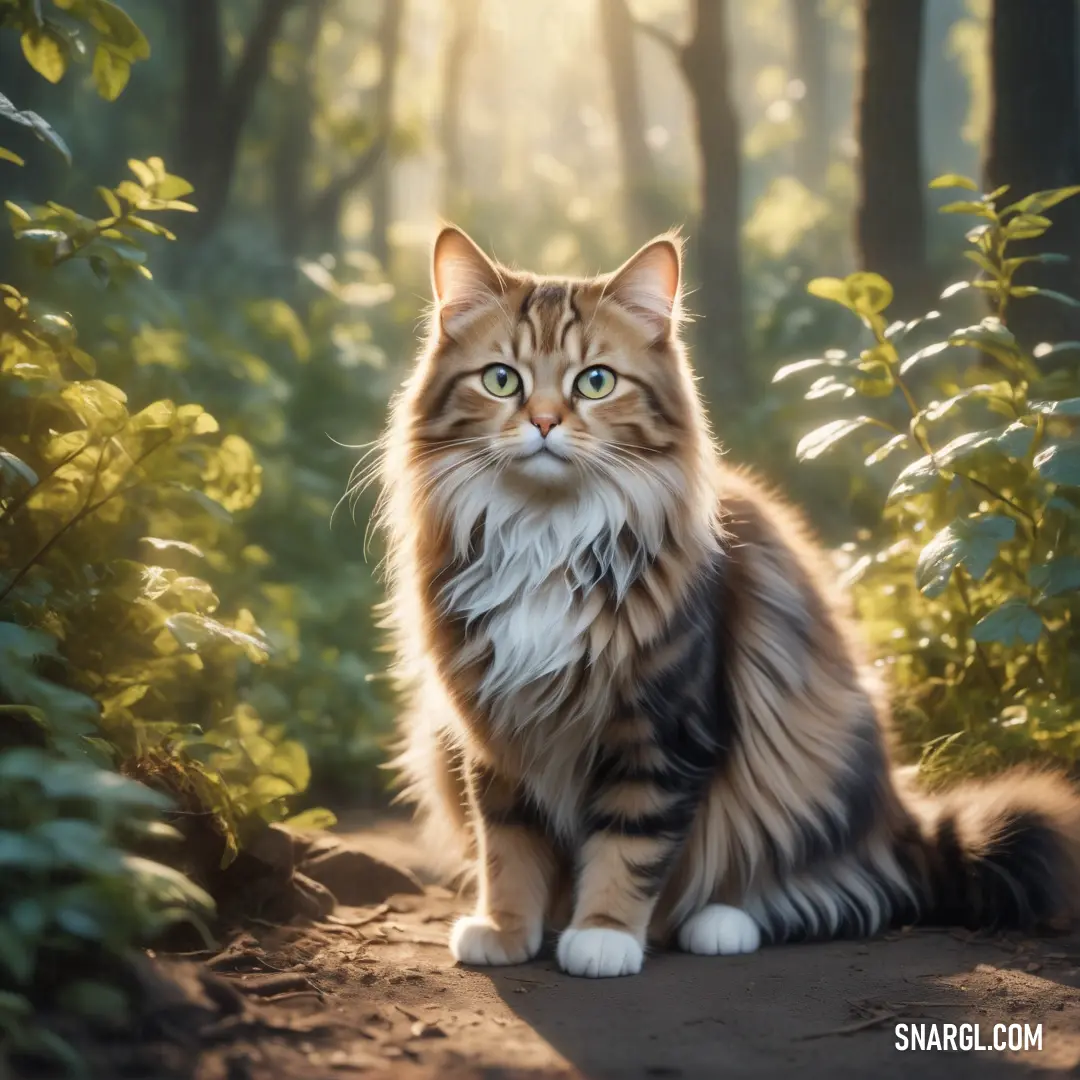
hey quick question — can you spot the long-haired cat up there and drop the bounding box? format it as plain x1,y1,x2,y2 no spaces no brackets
375,226,1080,978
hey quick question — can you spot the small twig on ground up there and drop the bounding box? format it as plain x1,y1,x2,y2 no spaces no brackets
262,990,326,1006
326,904,390,928
890,1001,968,1009
201,1014,337,1042
235,972,324,997
382,924,447,946
206,950,280,973
315,922,363,937
799,999,969,1041
795,1010,900,1041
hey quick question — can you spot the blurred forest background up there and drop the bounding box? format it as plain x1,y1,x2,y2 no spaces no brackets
5,0,1080,1062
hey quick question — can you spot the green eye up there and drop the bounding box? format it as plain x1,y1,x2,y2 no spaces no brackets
575,366,616,400
481,364,521,398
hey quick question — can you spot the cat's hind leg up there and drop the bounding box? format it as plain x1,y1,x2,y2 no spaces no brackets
674,853,901,957
677,904,761,955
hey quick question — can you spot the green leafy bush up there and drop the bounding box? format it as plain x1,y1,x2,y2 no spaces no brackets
113,259,398,793
1,159,322,863
0,748,210,1072
0,8,350,1068
7,154,196,284
780,174,1080,777
4,1,398,798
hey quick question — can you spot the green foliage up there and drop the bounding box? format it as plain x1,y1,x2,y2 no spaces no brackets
0,748,210,1073
5,156,195,284
1,0,150,99
0,7,354,1068
92,255,398,790
1,165,326,865
0,91,69,165
781,174,1080,777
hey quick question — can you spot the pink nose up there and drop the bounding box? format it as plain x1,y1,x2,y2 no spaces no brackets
532,415,559,438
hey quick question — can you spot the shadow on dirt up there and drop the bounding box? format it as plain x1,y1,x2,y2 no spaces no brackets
484,930,1080,1079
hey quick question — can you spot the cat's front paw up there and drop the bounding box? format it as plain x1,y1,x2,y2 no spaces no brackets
556,927,644,978
677,904,761,955
449,915,541,966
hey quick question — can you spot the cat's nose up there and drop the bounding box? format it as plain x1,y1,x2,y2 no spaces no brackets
531,414,560,438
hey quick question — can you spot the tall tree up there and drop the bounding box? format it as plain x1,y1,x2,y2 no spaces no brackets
635,0,747,409
985,0,1080,343
790,0,829,194
272,0,329,258
177,0,296,239
855,0,927,314
269,1,386,257
439,0,481,217
599,0,665,240
369,0,405,269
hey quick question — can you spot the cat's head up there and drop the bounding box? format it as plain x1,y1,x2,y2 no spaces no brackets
389,226,716,527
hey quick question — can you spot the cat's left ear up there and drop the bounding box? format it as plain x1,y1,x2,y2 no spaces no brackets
431,226,505,338
606,234,683,339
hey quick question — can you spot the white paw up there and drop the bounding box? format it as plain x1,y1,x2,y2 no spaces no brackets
678,904,761,956
556,927,644,978
449,915,540,966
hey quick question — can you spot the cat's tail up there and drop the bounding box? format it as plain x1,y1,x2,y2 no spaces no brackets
897,768,1080,931
386,696,473,881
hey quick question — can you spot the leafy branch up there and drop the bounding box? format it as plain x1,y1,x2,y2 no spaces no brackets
5,157,196,283
779,173,1080,776
0,435,173,605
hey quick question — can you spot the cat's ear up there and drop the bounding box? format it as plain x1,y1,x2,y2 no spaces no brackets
431,226,505,337
606,234,682,339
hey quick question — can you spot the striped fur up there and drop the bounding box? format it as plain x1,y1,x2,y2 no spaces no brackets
376,226,1080,978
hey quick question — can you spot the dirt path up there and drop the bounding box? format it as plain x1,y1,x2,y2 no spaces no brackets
159,817,1080,1079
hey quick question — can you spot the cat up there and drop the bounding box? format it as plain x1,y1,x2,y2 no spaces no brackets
374,225,1080,978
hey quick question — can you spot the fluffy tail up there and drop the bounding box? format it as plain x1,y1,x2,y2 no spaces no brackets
899,769,1080,932
387,700,473,880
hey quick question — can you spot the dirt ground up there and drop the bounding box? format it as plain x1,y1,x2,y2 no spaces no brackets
117,814,1080,1080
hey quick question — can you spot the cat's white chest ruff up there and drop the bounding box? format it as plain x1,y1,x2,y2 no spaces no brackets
443,541,592,728
477,578,588,703
437,486,628,732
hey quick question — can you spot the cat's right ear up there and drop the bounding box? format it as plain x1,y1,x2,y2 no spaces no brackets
431,226,504,338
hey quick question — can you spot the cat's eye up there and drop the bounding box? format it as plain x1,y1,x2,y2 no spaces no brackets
481,364,521,398
575,366,617,400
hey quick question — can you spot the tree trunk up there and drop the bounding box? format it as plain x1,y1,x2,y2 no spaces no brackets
599,0,665,240
439,0,480,217
369,0,405,269
273,0,329,257
789,0,829,194
985,0,1080,344
177,0,294,240
680,0,746,409
306,140,387,255
177,0,223,195
855,0,927,314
